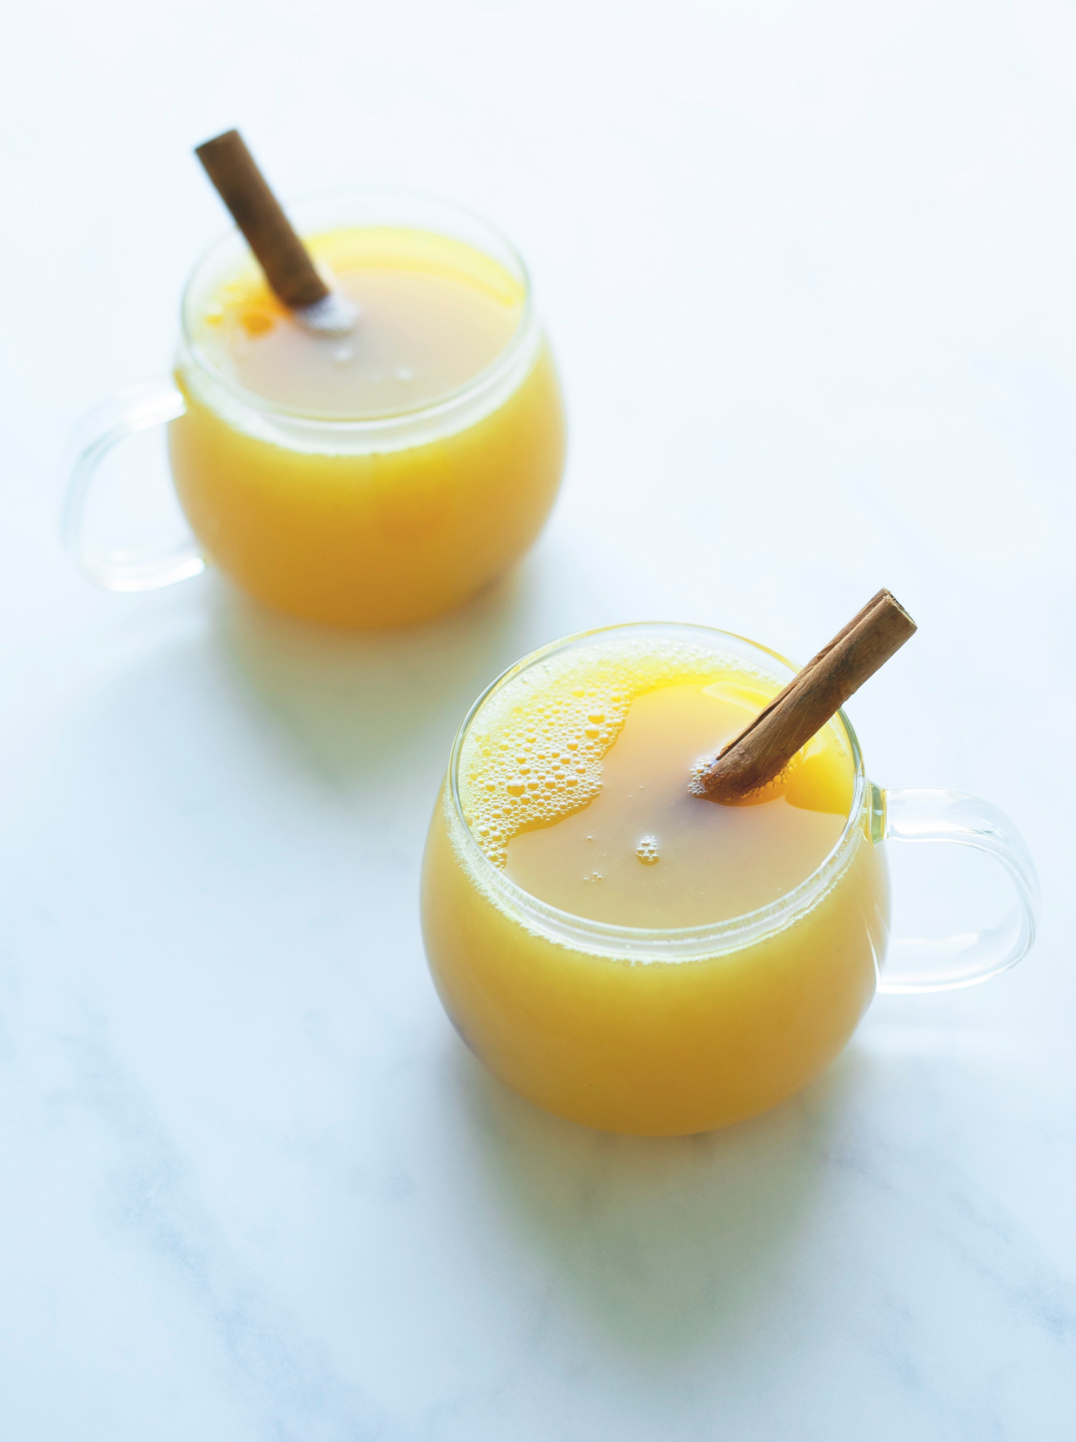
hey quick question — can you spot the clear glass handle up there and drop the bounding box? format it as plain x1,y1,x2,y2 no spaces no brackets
877,786,1040,993
62,380,205,591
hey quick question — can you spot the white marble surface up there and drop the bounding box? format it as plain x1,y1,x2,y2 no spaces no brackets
3,2,1076,1437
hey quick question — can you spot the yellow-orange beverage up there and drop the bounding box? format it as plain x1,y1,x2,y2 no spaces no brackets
168,195,565,627
421,624,890,1135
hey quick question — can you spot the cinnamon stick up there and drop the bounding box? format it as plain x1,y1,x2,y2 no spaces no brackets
194,129,330,311
692,589,917,803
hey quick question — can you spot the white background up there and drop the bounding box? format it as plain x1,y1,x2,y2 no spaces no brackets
2,2,1075,1438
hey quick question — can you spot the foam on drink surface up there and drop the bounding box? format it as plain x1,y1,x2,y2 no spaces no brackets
457,638,773,870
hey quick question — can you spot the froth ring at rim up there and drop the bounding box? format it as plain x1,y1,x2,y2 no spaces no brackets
445,621,871,964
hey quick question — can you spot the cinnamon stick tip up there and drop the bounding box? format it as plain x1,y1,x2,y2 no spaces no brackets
875,587,917,631
194,128,243,161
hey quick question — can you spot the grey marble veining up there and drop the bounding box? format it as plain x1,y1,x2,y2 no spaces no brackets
2,2,1076,1437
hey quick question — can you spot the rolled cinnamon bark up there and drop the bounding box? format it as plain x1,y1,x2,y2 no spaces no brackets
195,129,330,311
692,589,917,803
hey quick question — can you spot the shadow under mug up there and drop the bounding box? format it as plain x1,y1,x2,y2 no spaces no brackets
421,622,1040,1136
62,189,566,628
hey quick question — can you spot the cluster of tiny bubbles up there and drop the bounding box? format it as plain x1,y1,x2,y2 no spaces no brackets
458,638,754,869
635,835,660,865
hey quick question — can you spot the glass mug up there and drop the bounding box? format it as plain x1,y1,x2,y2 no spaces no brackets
421,623,1039,1136
63,190,566,628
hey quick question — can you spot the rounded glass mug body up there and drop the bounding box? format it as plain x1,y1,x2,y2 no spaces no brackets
420,623,1039,1136
64,190,566,628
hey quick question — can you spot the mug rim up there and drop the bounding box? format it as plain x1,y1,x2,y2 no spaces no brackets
446,620,873,961
178,185,537,432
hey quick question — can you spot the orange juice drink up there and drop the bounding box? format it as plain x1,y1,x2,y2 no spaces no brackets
168,192,565,627
421,623,890,1135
